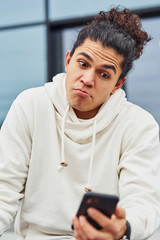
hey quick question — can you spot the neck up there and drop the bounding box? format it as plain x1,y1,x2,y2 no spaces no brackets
73,107,101,120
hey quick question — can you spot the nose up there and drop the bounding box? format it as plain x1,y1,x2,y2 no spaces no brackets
80,70,95,87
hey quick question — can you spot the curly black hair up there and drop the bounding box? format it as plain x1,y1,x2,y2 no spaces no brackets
70,7,152,80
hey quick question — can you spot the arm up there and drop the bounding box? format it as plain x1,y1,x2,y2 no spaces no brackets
72,109,160,240
118,111,160,239
0,93,32,235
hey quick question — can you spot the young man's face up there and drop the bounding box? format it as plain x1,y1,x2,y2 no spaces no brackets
65,38,125,119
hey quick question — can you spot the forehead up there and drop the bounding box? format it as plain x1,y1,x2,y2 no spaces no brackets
73,38,124,70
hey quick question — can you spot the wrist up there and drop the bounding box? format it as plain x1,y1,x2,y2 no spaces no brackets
120,220,131,240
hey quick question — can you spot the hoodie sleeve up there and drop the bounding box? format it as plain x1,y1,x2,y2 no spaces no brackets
118,109,160,240
0,93,32,235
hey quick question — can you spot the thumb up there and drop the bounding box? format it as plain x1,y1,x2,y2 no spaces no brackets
114,205,126,219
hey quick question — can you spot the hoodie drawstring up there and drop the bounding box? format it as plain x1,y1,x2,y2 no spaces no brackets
58,105,70,171
84,119,97,192
58,106,97,193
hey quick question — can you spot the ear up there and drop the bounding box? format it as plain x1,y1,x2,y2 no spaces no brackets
65,50,72,72
111,77,126,94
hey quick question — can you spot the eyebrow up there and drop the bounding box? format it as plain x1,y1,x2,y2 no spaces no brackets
77,52,93,62
77,52,117,74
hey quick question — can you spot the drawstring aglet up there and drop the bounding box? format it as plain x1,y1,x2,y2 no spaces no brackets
57,162,68,172
84,187,92,192
60,162,68,167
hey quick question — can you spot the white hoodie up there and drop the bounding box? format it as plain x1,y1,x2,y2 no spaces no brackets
0,73,160,240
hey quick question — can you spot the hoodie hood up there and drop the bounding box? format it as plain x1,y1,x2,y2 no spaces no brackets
44,73,126,144
46,72,126,191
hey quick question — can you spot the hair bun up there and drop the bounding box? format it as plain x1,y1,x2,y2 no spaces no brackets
94,7,152,60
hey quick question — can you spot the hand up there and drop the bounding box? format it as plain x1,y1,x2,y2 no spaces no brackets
72,206,127,240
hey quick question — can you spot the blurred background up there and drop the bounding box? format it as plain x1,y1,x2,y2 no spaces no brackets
0,0,160,238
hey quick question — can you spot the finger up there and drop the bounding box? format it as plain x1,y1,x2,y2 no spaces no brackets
72,216,78,230
73,216,89,240
79,215,108,240
114,206,126,219
79,215,115,240
111,208,127,240
87,207,127,238
78,214,126,240
72,217,81,239
87,208,115,231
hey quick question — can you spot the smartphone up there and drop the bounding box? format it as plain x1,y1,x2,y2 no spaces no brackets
72,192,119,230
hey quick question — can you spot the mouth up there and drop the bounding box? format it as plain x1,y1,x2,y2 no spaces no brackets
74,89,91,98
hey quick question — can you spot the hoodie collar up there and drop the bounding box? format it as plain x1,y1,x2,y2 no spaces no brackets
45,73,126,143
45,73,126,192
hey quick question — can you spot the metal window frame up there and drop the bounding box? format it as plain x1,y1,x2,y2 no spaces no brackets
0,0,49,127
47,6,160,82
0,3,160,83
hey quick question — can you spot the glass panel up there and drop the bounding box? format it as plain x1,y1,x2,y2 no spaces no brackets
0,0,45,27
0,25,47,126
126,17,160,127
61,26,81,71
49,0,160,21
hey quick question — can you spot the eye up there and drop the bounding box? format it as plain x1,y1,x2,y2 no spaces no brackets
100,72,109,79
79,60,87,68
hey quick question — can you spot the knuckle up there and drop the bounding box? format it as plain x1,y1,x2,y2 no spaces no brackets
80,220,85,227
88,231,98,240
74,230,79,238
101,220,109,229
113,224,121,234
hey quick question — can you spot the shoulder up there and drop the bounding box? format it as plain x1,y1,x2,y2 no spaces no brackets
16,86,47,104
12,86,52,120
13,86,55,113
119,101,159,148
121,100,158,128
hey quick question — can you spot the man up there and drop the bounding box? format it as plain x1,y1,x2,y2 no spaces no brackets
0,7,160,240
